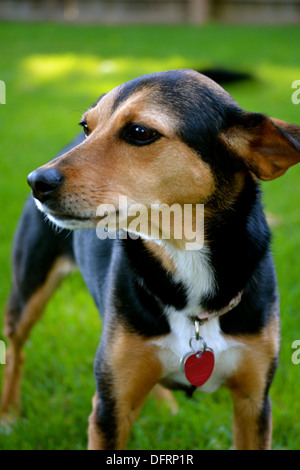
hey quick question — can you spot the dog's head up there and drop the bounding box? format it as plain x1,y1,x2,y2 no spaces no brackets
28,69,300,244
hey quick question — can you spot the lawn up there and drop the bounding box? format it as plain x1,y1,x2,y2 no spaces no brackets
0,22,300,450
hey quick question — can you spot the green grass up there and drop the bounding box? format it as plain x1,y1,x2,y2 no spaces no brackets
0,22,300,450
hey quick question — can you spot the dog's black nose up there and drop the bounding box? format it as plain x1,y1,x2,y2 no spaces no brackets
27,168,63,202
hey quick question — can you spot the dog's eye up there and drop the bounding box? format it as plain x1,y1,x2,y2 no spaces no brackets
79,120,90,137
123,124,160,146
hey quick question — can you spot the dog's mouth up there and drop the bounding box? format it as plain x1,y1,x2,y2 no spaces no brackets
34,198,102,230
46,211,100,230
34,197,119,231
47,212,95,229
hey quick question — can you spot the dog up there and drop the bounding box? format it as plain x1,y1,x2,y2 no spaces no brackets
2,69,300,450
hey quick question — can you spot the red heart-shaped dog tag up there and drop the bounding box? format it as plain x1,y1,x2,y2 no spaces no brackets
182,350,215,387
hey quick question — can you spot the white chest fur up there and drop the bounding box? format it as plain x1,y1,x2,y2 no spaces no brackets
153,311,244,393
164,244,216,305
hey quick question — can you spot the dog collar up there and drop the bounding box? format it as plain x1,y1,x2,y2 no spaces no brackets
192,291,243,325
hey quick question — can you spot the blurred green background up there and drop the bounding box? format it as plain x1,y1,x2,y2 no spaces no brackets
0,22,300,450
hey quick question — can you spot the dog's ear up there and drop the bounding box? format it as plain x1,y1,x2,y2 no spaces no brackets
219,112,300,181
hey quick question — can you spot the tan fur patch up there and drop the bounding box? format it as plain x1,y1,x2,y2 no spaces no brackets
88,324,163,450
88,393,104,451
226,312,280,450
109,328,162,449
219,116,300,181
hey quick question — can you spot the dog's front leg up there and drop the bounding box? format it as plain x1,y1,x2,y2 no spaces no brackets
88,325,163,450
226,316,279,450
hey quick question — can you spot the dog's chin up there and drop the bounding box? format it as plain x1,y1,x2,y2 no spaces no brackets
46,213,96,230
34,198,96,230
